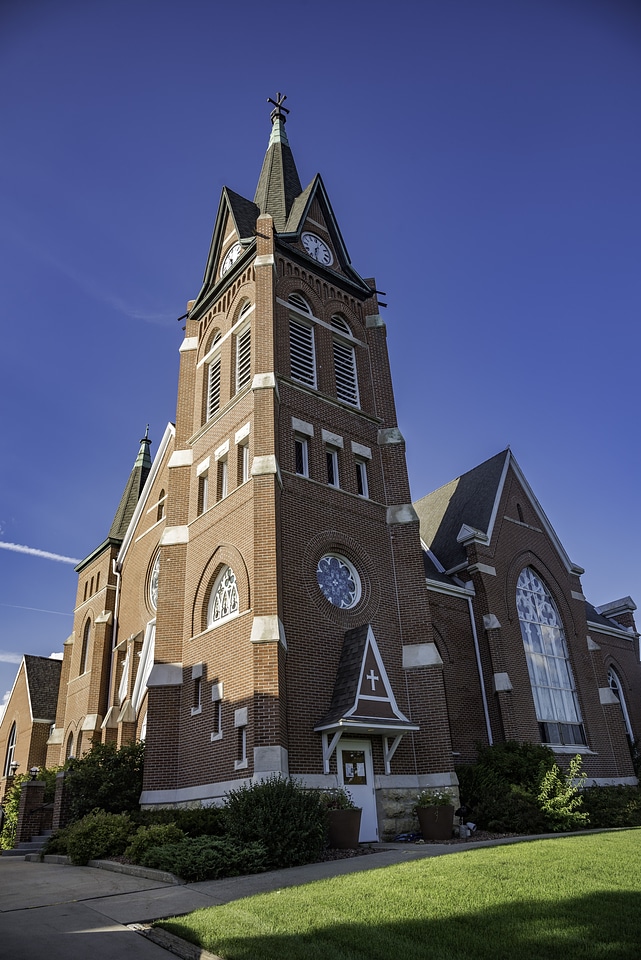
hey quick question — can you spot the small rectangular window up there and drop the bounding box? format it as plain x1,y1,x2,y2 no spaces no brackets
238,443,250,484
326,447,339,488
237,726,247,763
211,682,223,742
191,677,202,715
355,459,369,498
236,327,251,392
295,436,309,477
198,473,209,514
217,459,228,501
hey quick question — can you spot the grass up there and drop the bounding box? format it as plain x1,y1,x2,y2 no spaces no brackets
157,830,641,960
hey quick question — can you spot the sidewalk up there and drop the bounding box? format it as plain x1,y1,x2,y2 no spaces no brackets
0,835,560,960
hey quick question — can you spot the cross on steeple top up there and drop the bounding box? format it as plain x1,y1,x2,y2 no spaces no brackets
267,92,289,124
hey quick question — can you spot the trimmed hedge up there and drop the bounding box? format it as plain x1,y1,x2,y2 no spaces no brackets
140,836,268,882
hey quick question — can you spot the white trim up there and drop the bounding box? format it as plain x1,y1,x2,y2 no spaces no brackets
377,427,404,445
321,429,343,448
588,619,637,641
492,673,513,693
250,615,287,649
386,504,418,525
599,687,620,705
235,707,248,727
468,562,497,576
425,577,475,599
292,417,314,437
402,643,443,668
235,422,251,444
252,372,278,391
251,455,280,476
196,456,210,477
483,614,501,630
179,336,198,352
351,441,372,459
254,254,275,267
211,682,223,701
147,663,183,686
214,440,230,461
168,449,193,468
457,524,489,546
160,525,189,546
365,314,385,328
571,591,586,602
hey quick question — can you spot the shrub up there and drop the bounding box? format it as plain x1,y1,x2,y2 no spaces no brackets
125,823,186,863
580,785,641,828
172,806,227,837
537,755,589,832
140,836,268,882
0,767,60,851
223,775,327,869
64,740,144,823
64,810,136,865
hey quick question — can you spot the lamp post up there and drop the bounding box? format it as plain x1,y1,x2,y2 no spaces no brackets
29,766,39,781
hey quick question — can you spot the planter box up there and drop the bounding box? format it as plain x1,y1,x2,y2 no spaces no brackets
327,808,362,849
417,805,455,842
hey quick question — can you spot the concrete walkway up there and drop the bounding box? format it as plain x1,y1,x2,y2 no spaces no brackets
0,835,560,959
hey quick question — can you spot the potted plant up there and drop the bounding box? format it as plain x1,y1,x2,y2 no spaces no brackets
415,790,455,841
321,788,362,849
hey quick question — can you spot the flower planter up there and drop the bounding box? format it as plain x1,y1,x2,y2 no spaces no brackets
327,808,362,849
417,804,455,842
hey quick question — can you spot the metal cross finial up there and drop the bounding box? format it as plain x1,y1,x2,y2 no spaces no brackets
267,92,289,123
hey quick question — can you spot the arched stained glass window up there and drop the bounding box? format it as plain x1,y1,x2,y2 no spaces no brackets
79,620,91,675
516,568,586,746
208,566,239,626
608,667,634,743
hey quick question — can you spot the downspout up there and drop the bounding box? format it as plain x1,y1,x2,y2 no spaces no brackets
104,558,122,715
467,593,493,745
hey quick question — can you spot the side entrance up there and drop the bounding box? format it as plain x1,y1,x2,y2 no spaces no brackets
337,739,378,842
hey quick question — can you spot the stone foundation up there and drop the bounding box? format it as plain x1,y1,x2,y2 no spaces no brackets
376,786,460,840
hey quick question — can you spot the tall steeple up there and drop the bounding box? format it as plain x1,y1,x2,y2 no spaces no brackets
253,93,302,232
108,427,152,541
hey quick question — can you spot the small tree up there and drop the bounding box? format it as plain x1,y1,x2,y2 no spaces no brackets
64,740,144,823
537,754,589,831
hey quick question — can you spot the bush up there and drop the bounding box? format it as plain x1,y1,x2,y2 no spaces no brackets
172,806,227,837
223,775,327,869
580,785,641,828
456,741,584,834
140,836,268,882
64,810,136,865
0,767,60,851
125,823,186,863
537,755,589,832
64,740,144,822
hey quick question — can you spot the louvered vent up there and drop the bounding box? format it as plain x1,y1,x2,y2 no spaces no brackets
236,327,251,391
333,340,359,406
207,356,221,420
288,293,312,314
289,319,316,386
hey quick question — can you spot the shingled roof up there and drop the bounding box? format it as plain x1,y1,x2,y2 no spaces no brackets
108,430,152,542
253,111,302,232
24,655,62,720
414,450,509,572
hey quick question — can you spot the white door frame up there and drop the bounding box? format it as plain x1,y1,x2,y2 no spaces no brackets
337,739,378,842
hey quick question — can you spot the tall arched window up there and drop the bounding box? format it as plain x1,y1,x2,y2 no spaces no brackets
608,667,634,743
3,722,17,777
79,620,91,675
516,567,585,746
207,566,239,627
66,732,74,759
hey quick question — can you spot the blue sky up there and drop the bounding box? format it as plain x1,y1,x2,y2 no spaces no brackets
1,0,640,710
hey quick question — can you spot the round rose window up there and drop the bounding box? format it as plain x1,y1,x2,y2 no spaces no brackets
316,554,360,609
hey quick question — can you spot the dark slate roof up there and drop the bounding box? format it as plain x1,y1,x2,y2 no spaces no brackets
253,116,302,232
108,432,152,542
284,178,315,233
414,450,509,572
225,188,260,240
422,550,461,586
24,655,62,720
585,601,629,633
316,624,369,728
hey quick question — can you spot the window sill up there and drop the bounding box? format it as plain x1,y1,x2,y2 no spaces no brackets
210,731,222,742
544,744,596,755
190,706,202,717
234,759,248,770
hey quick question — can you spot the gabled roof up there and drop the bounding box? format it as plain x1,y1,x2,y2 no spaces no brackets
414,449,582,576
315,624,415,732
117,422,175,567
23,655,62,721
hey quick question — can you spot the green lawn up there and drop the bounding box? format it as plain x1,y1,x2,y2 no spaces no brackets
158,831,641,960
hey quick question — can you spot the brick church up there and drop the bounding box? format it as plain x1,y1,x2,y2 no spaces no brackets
2,96,639,841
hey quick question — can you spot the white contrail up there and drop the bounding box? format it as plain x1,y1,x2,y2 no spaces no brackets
0,652,22,664
0,541,80,565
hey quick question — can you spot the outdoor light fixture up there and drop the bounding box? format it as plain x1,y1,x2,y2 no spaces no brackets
9,760,19,777
29,766,39,780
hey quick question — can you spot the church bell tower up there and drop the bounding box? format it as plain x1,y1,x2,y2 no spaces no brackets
142,96,456,839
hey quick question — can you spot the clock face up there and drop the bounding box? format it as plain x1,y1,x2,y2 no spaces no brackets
316,554,360,609
301,232,333,266
220,241,243,277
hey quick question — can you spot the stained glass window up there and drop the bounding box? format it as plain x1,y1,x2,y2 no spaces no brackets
316,554,360,609
516,567,585,746
208,566,239,625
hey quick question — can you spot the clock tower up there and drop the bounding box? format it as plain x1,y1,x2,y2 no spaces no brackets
141,96,456,839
